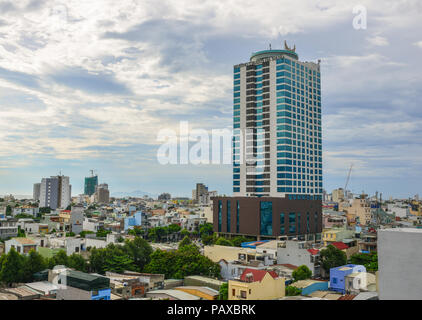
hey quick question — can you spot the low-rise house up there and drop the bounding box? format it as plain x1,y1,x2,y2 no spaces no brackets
290,279,329,296
228,268,285,300
2,286,41,300
56,270,111,300
344,272,377,295
105,272,147,299
12,206,39,217
266,264,298,283
0,217,18,240
205,245,258,264
5,237,38,255
83,217,104,233
175,286,219,300
276,240,321,277
121,271,165,291
24,281,58,298
358,232,377,253
308,290,343,300
330,264,366,294
329,240,359,259
124,211,143,231
183,276,225,292
145,289,200,300
219,259,266,281
322,228,355,246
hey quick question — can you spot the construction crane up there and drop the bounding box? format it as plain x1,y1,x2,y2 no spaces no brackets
344,164,353,195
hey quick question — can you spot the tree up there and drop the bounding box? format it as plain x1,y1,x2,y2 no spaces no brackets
219,282,228,300
167,224,181,234
39,207,51,214
0,247,24,285
22,250,47,282
144,246,220,279
17,226,26,237
292,265,312,282
180,229,190,239
5,205,12,216
68,253,88,272
178,236,192,249
79,231,94,238
231,236,255,247
215,237,233,247
122,237,153,272
285,285,302,296
199,223,213,237
50,250,69,267
96,228,111,238
349,252,378,272
320,245,347,276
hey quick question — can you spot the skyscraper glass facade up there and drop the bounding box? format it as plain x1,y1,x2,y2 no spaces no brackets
84,175,98,196
232,47,322,199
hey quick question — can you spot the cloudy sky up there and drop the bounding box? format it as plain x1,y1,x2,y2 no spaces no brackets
0,0,421,198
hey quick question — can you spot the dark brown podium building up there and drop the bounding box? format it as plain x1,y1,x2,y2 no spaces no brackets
212,196,322,239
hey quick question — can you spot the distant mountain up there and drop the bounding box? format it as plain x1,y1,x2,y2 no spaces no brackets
111,190,158,199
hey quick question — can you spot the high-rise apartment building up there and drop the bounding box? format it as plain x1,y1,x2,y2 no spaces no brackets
95,183,110,204
232,43,322,200
84,174,98,196
213,44,322,240
39,175,71,210
33,183,41,201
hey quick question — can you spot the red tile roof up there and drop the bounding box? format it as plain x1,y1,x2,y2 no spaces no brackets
239,268,278,283
331,242,348,250
307,249,319,255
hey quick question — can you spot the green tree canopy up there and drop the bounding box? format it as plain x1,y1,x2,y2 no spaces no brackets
349,252,378,272
68,253,88,272
144,245,220,279
219,282,228,300
215,237,233,247
167,224,182,234
178,236,192,249
292,265,312,282
199,223,213,237
122,237,153,272
320,245,347,275
285,285,302,296
22,250,47,282
0,247,25,285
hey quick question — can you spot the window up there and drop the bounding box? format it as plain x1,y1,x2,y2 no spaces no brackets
260,201,273,236
236,201,240,233
240,290,247,299
333,278,337,284
227,200,231,232
232,289,235,297
218,201,222,232
280,213,285,234
289,212,296,233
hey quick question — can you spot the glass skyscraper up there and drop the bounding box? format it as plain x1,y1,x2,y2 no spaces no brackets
232,44,322,200
84,175,98,196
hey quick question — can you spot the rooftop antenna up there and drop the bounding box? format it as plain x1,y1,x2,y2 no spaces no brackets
269,43,272,50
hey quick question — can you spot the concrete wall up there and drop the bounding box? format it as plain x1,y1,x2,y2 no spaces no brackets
378,228,422,300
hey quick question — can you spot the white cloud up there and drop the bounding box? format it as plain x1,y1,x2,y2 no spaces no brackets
414,41,422,48
367,35,389,46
